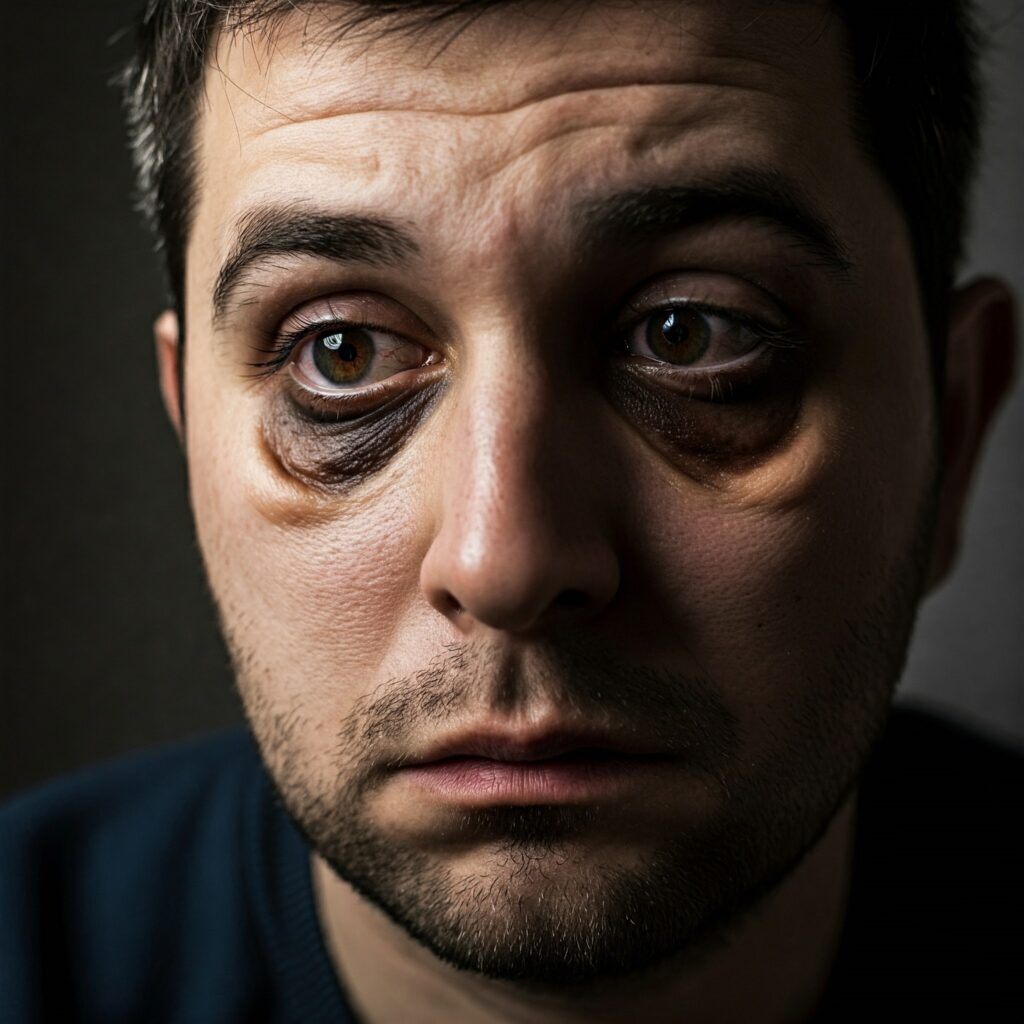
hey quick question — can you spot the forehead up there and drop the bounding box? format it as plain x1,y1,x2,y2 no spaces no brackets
208,0,846,119
188,0,877,295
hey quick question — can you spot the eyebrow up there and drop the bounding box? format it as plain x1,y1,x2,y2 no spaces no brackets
212,205,419,323
574,168,854,280
212,167,853,324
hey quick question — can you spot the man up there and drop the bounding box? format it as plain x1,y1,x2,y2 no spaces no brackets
1,0,1020,1020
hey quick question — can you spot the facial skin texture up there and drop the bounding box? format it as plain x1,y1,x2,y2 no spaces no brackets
154,2,1015,1021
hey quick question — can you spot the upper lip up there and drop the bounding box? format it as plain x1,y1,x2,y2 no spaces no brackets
407,728,663,766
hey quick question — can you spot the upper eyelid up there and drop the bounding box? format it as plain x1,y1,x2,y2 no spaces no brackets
250,315,421,371
276,294,419,333
273,287,436,341
287,297,785,342
618,268,796,323
283,320,412,347
617,299,788,340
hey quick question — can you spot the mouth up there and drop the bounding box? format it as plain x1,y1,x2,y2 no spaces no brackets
396,729,675,806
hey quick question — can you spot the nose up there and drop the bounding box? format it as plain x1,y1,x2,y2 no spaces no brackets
420,360,620,634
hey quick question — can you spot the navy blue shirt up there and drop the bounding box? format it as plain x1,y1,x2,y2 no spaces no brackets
0,730,354,1023
1,708,1021,1022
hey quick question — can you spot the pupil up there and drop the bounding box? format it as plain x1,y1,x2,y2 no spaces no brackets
645,307,710,365
321,333,356,358
313,328,373,384
661,312,688,346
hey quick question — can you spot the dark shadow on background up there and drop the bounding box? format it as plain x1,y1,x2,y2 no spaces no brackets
1,0,241,799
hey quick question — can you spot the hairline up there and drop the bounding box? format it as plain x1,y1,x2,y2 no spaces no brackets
183,1,865,312
149,0,974,370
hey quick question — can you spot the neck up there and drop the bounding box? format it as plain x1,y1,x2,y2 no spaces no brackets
312,796,856,1024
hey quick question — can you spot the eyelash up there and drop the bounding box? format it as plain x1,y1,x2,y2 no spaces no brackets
615,299,806,357
245,310,398,380
245,300,807,383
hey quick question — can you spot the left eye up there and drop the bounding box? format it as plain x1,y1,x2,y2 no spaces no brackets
291,325,432,392
624,306,764,370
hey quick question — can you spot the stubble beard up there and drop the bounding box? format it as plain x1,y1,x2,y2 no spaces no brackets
229,563,923,988
213,479,936,988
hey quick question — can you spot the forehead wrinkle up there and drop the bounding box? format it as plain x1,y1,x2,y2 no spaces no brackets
192,2,866,309
195,6,857,252
229,71,814,153
203,1,844,142
230,79,787,209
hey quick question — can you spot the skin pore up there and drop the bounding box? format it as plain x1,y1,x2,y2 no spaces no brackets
154,1,1015,1021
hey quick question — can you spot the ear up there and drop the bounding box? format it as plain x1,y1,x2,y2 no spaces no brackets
154,309,184,444
926,277,1017,590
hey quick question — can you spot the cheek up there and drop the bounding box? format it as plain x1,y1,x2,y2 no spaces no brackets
621,306,935,721
186,392,434,723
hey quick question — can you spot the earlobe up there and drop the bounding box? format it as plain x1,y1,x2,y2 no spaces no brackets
154,309,184,444
926,277,1016,591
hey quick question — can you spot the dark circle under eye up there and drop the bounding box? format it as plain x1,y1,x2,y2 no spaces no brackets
645,308,711,365
312,328,374,384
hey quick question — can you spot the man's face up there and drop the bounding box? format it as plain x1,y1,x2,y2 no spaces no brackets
179,0,935,981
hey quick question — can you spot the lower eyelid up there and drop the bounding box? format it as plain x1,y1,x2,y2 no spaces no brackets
616,347,796,405
285,362,446,420
289,362,402,398
261,377,446,492
626,345,770,376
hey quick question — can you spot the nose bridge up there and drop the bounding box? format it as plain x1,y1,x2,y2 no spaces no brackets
467,343,550,513
448,339,573,570
421,331,620,632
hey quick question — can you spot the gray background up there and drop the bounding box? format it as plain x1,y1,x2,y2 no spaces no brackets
2,1,1021,800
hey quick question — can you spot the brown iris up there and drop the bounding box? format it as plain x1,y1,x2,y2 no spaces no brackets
645,308,711,365
312,328,374,385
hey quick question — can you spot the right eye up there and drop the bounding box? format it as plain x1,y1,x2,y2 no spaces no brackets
621,304,771,373
290,324,435,395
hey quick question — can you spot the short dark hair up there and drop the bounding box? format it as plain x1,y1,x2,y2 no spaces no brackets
122,0,983,351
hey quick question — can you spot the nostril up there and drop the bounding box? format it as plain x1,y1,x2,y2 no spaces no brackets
423,538,619,630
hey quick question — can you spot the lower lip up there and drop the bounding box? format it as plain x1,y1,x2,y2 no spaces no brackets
400,754,670,805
